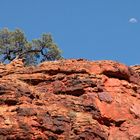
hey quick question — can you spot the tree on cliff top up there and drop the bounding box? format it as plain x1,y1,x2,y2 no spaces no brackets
0,28,62,65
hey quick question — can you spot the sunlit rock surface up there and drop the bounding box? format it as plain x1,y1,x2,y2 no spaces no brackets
0,59,140,140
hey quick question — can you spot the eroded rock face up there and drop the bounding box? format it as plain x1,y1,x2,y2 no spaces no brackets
0,59,140,140
131,65,140,75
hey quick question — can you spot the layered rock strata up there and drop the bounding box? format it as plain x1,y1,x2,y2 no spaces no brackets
0,59,140,140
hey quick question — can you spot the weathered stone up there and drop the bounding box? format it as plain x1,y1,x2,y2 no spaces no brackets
0,59,139,139
97,92,113,103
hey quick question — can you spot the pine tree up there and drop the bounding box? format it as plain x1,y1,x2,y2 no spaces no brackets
0,28,62,65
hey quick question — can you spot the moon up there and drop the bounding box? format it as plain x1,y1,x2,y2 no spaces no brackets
129,18,138,23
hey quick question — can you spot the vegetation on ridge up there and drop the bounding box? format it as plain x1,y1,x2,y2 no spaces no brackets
0,28,62,65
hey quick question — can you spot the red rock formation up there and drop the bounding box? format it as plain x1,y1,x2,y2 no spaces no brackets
131,65,140,75
0,59,140,140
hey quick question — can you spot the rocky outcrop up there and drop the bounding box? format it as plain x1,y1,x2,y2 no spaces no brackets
131,65,140,76
0,59,140,140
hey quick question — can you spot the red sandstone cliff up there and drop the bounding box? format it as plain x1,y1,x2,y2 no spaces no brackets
0,59,140,140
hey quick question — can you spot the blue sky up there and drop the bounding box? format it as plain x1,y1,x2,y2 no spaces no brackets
0,0,140,65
